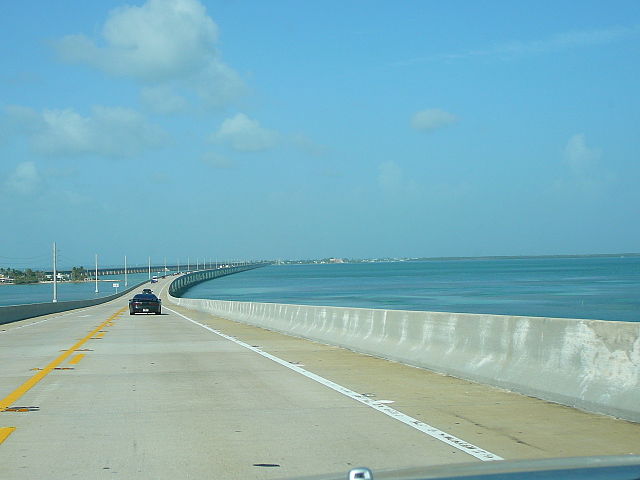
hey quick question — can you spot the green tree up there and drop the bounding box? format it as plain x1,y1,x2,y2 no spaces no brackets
14,268,39,284
71,266,87,281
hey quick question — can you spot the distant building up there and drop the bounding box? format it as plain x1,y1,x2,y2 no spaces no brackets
45,273,71,281
329,258,345,264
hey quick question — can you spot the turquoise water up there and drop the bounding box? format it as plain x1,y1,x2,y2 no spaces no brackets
183,257,640,322
0,272,157,307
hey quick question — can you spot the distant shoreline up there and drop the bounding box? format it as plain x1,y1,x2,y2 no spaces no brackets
0,279,122,286
411,252,640,261
3,252,639,272
277,252,640,265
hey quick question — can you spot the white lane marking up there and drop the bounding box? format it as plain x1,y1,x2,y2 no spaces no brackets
0,308,93,334
158,281,170,296
166,306,503,462
0,318,50,333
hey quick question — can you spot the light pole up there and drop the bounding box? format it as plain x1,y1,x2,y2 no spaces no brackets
52,242,58,303
148,256,151,280
95,254,99,294
124,255,128,287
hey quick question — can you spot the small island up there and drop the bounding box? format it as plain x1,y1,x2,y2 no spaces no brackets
0,267,88,285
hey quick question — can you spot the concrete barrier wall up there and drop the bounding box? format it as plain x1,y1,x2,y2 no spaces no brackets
168,294,640,423
169,264,266,297
0,280,147,325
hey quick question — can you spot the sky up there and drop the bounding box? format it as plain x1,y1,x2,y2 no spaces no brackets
1,0,639,269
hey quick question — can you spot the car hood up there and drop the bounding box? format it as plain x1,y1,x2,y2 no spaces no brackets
276,456,640,480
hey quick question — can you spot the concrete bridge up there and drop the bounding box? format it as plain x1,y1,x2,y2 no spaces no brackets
1,268,638,479
45,261,258,278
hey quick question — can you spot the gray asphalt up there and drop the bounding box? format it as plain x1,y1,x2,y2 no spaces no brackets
1,276,638,479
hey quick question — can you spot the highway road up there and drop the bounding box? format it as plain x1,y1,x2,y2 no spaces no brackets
1,276,639,479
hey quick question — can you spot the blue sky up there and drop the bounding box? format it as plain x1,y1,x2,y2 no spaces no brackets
1,0,639,268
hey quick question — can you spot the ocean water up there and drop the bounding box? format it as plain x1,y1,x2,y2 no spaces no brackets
182,257,640,322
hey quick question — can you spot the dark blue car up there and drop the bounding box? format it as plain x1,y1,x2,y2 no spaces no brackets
129,292,161,315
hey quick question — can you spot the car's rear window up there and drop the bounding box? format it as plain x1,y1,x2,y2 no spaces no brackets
133,294,158,301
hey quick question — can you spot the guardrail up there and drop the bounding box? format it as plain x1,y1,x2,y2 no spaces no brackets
168,263,269,297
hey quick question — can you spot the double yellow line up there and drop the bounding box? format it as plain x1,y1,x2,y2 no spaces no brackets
0,307,125,444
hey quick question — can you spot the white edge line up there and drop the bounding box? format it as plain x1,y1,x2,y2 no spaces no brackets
0,307,94,334
166,306,504,462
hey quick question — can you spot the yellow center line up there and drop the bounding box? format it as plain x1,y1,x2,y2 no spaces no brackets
94,332,106,339
0,307,125,412
68,353,85,365
0,427,16,444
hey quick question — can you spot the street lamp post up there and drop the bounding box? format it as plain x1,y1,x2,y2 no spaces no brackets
52,242,58,303
95,254,99,294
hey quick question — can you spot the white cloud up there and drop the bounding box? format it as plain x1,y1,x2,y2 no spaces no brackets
59,190,91,206
141,85,188,114
395,25,640,66
411,108,457,132
55,0,217,80
555,133,613,194
320,168,343,178
5,162,41,195
5,105,167,157
193,62,247,109
564,133,600,174
211,113,278,152
291,133,328,157
377,161,423,201
378,161,404,191
202,151,234,168
54,0,246,109
506,26,639,55
152,172,171,183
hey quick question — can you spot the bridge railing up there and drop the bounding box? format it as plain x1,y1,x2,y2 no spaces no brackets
42,263,251,278
168,263,269,298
